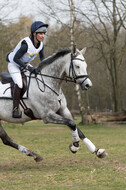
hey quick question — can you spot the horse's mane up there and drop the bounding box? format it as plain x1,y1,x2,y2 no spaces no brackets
36,47,71,72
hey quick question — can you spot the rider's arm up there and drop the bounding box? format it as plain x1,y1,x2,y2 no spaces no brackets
39,46,45,61
13,40,28,68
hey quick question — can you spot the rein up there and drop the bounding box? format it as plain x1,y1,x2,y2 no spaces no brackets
37,73,75,83
28,73,60,97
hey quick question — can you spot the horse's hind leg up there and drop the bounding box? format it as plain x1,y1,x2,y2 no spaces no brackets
0,122,43,162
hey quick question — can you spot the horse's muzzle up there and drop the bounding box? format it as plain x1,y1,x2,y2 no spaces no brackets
80,78,92,90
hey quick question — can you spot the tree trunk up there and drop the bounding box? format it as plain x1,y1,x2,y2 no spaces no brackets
69,0,86,123
75,84,86,123
82,111,126,124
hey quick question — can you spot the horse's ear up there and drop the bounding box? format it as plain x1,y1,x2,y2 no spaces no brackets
80,47,86,55
72,45,76,54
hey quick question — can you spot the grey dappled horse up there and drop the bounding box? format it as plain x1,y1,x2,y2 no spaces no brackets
0,47,107,162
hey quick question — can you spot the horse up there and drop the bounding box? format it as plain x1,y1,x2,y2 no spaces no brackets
0,47,107,162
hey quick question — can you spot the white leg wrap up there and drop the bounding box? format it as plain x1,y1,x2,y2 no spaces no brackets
72,129,80,142
18,145,29,155
70,144,80,152
83,138,96,153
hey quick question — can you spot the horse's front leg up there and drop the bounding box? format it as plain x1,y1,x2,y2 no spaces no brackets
0,122,42,162
76,127,107,158
44,112,80,152
58,107,108,158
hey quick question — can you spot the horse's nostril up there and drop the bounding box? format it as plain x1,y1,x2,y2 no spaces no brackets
85,84,89,88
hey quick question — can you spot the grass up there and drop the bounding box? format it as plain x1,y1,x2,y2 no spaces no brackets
0,117,126,190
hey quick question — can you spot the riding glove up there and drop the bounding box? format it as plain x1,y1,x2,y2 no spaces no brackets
26,65,36,74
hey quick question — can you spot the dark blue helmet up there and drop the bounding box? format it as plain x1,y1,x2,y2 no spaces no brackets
31,21,48,34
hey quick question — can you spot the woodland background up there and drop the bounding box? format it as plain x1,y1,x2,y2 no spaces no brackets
0,0,126,116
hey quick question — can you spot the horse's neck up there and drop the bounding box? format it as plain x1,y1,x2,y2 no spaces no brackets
42,56,68,87
44,59,66,77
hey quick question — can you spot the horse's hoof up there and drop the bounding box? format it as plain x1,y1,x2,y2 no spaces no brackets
69,142,80,154
96,149,108,158
34,155,43,162
34,156,43,162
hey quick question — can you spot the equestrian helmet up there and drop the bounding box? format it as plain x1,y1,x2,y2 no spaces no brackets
31,21,48,34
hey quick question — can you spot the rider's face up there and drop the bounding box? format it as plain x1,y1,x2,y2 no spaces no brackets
36,32,45,42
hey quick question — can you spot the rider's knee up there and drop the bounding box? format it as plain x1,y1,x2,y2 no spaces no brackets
15,82,23,89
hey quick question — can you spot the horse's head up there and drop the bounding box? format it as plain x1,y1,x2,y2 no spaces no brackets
36,46,92,90
66,47,92,90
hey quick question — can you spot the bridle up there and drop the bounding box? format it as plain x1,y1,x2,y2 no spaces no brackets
36,53,89,84
69,53,89,84
28,52,89,96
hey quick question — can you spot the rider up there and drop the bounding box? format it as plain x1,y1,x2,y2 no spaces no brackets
6,21,48,118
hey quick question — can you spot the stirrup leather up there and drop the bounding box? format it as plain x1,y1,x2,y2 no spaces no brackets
12,107,22,118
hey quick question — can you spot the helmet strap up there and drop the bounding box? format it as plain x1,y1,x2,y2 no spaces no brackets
33,33,40,47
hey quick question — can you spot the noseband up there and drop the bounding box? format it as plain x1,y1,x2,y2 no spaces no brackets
69,54,89,84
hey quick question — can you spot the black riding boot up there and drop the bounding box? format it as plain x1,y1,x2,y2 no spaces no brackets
12,84,22,118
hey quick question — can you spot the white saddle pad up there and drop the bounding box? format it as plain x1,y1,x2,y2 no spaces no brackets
0,81,28,99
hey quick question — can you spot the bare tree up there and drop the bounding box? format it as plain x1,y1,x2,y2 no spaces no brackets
75,0,126,111
69,0,86,122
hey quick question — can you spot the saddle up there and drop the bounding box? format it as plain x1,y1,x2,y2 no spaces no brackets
0,72,27,97
0,72,36,120
0,72,13,84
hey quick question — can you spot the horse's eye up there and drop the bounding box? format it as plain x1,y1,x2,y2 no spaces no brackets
75,65,80,69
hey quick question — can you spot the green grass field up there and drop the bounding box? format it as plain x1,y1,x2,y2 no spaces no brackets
0,118,126,190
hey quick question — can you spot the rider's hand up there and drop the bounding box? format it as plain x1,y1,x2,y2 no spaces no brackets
26,65,36,74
